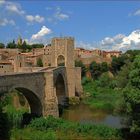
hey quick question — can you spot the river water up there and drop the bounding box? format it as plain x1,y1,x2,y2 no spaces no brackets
61,103,124,128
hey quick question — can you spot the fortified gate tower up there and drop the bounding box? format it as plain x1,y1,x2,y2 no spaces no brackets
51,37,79,97
51,37,74,68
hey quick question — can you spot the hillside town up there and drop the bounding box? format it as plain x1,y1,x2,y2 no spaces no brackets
0,36,122,74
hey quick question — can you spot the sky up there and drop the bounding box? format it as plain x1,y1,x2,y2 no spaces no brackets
0,0,140,51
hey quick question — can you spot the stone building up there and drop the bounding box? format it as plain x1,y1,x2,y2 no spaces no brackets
75,47,122,65
0,60,14,74
104,51,122,58
0,48,20,57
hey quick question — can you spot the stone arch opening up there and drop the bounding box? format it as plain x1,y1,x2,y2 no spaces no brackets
55,74,66,106
14,87,43,116
0,87,42,125
57,55,65,66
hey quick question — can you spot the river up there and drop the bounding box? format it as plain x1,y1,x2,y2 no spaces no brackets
61,103,124,128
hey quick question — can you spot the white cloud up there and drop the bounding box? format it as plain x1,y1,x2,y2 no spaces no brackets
0,0,5,5
76,30,140,52
31,26,52,41
55,7,69,20
101,34,125,46
26,15,45,23
0,18,15,26
134,9,140,16
6,2,25,15
0,1,45,25
100,30,140,51
56,13,69,20
47,6,70,23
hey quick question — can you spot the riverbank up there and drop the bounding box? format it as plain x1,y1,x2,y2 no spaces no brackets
82,81,121,113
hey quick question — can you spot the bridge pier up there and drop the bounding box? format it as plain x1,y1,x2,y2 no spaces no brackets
66,68,75,97
43,72,59,117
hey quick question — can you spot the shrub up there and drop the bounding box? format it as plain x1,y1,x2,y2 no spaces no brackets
82,77,92,85
27,116,122,139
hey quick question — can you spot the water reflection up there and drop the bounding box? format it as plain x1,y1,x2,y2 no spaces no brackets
61,103,124,128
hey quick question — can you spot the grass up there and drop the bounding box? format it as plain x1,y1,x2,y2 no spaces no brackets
10,116,122,140
11,128,56,140
83,81,121,112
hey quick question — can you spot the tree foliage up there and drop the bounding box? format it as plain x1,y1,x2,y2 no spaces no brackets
75,60,87,77
89,61,109,79
128,55,140,89
7,40,17,49
118,55,140,134
0,94,11,139
111,55,128,74
0,43,5,48
115,62,132,88
31,44,44,48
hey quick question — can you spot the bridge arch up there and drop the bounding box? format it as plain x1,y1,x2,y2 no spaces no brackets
9,87,43,116
55,73,66,106
3,86,43,116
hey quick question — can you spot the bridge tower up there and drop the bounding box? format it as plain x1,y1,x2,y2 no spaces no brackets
51,37,75,97
51,37,74,68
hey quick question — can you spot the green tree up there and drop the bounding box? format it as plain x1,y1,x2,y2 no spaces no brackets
119,55,140,134
116,62,132,88
20,40,27,52
26,44,32,52
111,55,128,74
122,88,140,134
6,40,17,49
90,61,101,79
125,50,140,62
0,94,11,140
100,62,109,72
75,60,87,77
37,58,43,67
97,72,111,87
0,43,5,48
31,44,44,48
129,55,140,89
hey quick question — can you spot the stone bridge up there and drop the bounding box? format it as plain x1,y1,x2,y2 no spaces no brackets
0,67,82,117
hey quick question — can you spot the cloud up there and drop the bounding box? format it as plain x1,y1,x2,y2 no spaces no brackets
134,9,140,16
31,26,52,41
47,6,70,23
76,30,140,52
26,15,45,23
100,30,140,51
5,2,25,15
54,7,69,20
0,1,44,25
0,0,5,5
101,34,125,47
0,18,15,26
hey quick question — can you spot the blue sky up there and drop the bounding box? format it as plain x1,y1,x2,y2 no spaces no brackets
0,0,140,51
